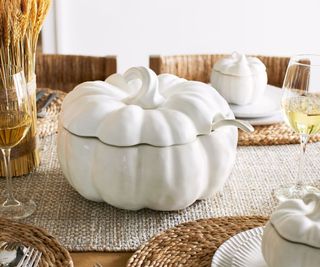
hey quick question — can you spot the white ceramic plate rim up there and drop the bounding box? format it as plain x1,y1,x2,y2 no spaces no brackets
242,112,283,126
229,85,283,118
231,227,267,267
211,227,264,267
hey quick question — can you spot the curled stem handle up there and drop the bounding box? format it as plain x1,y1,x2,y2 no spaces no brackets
123,67,165,109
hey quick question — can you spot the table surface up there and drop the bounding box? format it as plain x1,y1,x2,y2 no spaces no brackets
71,252,133,267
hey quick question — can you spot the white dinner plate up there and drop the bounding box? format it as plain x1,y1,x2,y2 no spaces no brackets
231,227,267,267
211,227,265,267
229,85,283,118
241,112,284,126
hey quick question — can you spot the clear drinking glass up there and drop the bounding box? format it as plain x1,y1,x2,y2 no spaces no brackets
0,65,36,219
274,55,320,201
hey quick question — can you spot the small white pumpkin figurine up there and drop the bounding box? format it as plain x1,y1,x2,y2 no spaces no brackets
57,67,253,211
211,53,268,105
262,193,320,267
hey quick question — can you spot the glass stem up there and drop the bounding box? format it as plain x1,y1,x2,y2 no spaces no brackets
297,134,309,189
1,148,19,206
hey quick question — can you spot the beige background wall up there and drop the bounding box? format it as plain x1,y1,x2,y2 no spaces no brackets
42,0,320,72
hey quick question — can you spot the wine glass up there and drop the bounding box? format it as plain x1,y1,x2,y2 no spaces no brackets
0,65,36,219
274,54,320,201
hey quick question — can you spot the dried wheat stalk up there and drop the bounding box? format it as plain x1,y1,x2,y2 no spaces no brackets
0,0,51,176
0,0,51,84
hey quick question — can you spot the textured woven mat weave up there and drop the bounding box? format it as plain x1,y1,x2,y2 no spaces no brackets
239,123,320,146
1,135,318,251
0,217,73,267
127,216,268,267
37,89,320,145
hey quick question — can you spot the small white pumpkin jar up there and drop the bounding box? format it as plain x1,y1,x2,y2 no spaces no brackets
262,193,320,267
57,67,251,211
211,53,268,105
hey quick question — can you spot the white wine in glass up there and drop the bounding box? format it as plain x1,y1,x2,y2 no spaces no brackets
0,111,32,148
274,55,320,201
0,65,36,219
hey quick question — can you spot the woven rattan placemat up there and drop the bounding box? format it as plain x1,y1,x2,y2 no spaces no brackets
0,217,73,267
239,123,320,146
127,216,268,267
36,89,320,145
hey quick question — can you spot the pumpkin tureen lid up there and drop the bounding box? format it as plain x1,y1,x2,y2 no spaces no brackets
60,67,233,147
213,52,266,77
270,193,320,248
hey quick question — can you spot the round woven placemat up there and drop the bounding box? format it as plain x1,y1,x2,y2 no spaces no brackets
238,124,320,146
127,216,268,267
37,88,66,138
0,217,73,267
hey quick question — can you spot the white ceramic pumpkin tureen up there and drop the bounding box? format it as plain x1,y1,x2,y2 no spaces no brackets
211,53,268,105
57,67,252,211
262,193,320,267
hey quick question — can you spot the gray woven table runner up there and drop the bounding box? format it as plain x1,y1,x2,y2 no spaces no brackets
2,135,320,251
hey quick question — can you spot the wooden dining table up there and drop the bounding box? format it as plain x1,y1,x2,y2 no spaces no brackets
71,252,133,267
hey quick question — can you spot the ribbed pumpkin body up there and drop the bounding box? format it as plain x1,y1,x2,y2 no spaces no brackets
58,125,237,210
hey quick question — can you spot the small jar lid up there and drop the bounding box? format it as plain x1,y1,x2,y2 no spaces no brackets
270,193,320,248
213,52,266,77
